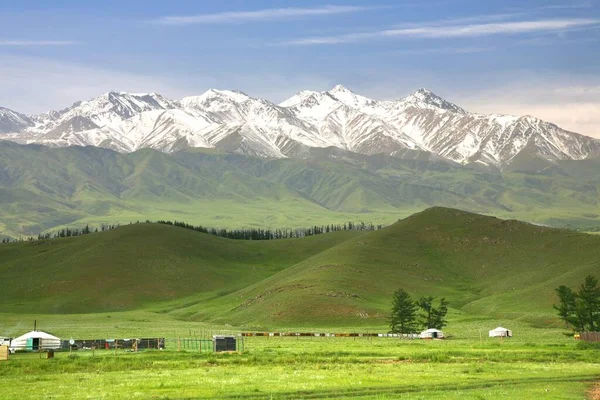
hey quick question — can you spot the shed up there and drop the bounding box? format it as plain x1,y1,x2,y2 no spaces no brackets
213,335,237,352
419,328,444,339
489,327,512,338
9,331,61,351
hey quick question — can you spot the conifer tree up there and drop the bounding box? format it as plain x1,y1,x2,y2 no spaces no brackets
389,289,418,334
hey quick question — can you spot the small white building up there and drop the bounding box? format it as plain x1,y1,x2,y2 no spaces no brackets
419,328,444,339
489,327,512,338
9,331,61,352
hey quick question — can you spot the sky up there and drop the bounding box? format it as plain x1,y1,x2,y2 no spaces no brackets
0,0,599,137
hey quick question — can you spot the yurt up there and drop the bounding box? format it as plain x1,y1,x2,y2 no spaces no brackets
9,331,61,352
489,327,512,338
419,328,444,339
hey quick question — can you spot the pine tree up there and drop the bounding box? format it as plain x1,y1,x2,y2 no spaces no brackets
554,275,600,332
554,285,585,332
432,298,449,330
577,275,600,331
417,296,449,330
389,289,418,334
417,296,435,329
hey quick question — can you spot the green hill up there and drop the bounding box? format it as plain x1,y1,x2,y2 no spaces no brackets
0,223,363,313
1,207,598,329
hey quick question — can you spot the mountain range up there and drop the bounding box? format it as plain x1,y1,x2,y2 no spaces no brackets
1,85,598,168
1,139,600,238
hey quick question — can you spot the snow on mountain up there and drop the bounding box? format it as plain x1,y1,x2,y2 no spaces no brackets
182,89,327,156
31,91,179,133
0,107,33,133
1,85,598,167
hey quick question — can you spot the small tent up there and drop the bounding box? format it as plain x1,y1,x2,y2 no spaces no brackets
419,328,444,339
9,331,61,351
489,327,512,338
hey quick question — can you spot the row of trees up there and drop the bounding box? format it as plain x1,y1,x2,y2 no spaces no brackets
389,289,449,333
555,275,600,332
1,219,383,244
1,223,120,244
155,220,383,240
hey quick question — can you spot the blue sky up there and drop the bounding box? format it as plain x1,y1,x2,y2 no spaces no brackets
1,0,599,136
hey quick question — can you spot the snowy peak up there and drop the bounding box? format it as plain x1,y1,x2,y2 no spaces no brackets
279,90,319,108
401,88,467,114
0,107,33,133
0,85,598,168
326,84,377,110
29,91,179,135
182,89,252,110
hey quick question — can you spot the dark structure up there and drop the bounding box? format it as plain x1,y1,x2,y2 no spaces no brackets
213,335,237,352
579,332,600,342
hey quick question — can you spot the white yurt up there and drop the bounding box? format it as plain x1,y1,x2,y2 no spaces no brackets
419,328,444,339
489,327,512,338
9,331,61,351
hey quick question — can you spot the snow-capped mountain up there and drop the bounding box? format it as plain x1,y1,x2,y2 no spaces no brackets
1,85,598,167
0,107,33,133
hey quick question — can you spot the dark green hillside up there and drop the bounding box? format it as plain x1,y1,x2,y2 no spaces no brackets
0,223,363,313
3,206,597,328
168,208,600,327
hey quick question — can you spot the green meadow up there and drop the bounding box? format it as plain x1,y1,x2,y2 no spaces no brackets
1,331,598,399
1,207,599,398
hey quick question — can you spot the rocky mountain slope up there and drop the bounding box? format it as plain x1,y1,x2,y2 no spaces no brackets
1,85,598,167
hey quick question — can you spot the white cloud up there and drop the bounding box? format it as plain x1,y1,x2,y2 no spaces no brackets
0,40,80,46
283,18,600,45
155,5,371,26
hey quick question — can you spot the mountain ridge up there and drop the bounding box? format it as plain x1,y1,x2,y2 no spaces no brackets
1,85,598,167
1,140,600,237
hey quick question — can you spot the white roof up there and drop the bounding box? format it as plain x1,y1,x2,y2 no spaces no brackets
12,330,60,341
490,327,511,332
421,328,443,333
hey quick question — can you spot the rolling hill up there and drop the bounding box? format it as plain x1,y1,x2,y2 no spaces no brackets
0,223,364,313
1,208,598,328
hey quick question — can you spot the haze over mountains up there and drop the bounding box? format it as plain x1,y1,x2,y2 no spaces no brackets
1,85,598,168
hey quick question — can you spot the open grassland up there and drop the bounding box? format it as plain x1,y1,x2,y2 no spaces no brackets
1,335,598,399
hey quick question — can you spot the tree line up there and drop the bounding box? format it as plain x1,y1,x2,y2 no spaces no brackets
1,224,121,243
389,289,449,334
0,219,382,244
155,220,382,240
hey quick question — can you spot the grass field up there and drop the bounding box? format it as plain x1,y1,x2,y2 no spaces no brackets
1,332,598,399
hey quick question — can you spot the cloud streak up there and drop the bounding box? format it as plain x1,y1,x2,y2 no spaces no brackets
283,18,600,45
155,5,371,26
0,40,80,46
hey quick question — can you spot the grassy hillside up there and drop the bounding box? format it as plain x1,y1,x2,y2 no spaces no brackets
1,141,600,237
165,207,600,327
0,223,363,313
2,207,599,329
